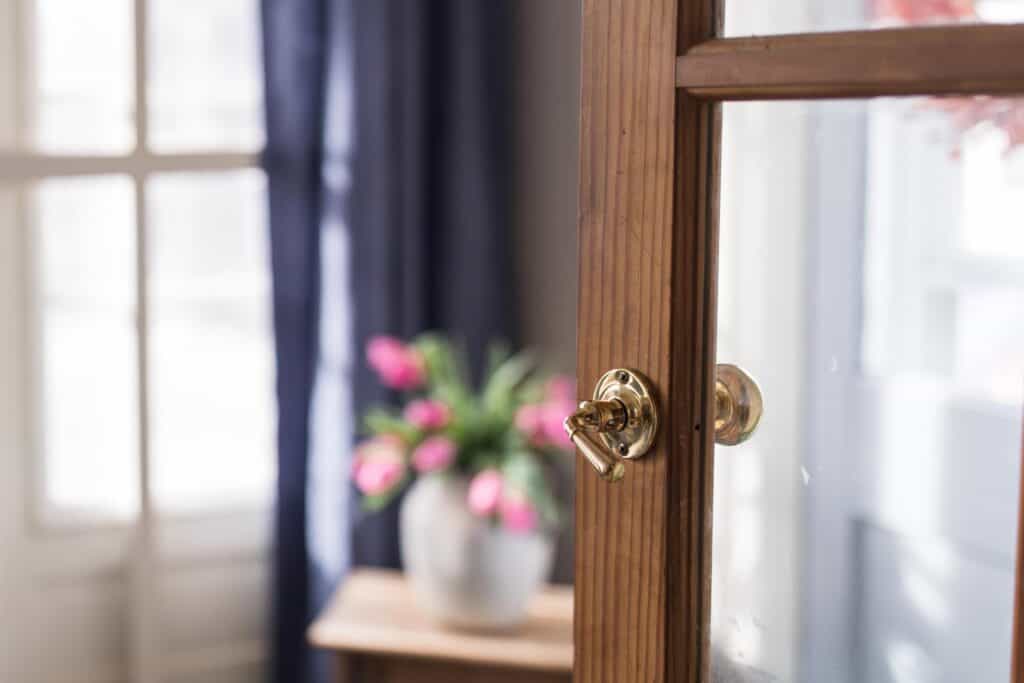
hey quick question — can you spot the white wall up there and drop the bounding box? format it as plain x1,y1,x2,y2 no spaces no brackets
513,0,581,376
512,0,581,585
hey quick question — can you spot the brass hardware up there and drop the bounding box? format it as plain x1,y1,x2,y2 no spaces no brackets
714,364,763,446
564,365,760,479
564,369,659,482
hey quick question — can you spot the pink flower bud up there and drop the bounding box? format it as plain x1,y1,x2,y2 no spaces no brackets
541,399,576,451
467,469,504,516
403,399,452,430
411,436,456,473
355,459,404,495
514,403,546,446
500,491,539,534
352,435,406,495
875,0,973,22
544,375,576,403
366,335,426,390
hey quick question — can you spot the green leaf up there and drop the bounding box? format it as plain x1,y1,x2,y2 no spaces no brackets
363,408,421,443
484,342,511,380
415,334,458,384
482,351,536,414
501,450,539,489
465,449,503,472
501,450,560,528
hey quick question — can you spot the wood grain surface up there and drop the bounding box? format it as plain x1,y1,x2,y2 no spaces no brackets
575,1,719,682
308,569,573,673
578,3,1024,682
676,24,1024,99
343,655,570,683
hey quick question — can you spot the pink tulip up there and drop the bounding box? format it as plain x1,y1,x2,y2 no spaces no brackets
514,403,546,446
517,395,575,450
352,435,406,495
411,436,456,473
403,399,451,430
467,469,504,516
541,399,575,451
366,335,426,390
500,491,539,533
355,459,404,495
544,375,576,403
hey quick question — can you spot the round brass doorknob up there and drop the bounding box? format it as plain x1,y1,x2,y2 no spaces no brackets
714,364,763,446
565,365,762,481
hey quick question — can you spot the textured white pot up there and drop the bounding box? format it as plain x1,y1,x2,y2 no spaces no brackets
399,474,554,631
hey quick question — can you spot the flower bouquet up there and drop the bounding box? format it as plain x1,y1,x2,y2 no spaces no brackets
352,333,576,629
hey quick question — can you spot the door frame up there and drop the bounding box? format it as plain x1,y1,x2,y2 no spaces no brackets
573,2,1024,682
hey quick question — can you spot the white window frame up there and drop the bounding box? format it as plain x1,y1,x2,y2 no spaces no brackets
0,0,267,531
0,1,271,681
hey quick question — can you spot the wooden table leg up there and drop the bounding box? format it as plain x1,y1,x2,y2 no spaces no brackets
333,652,358,683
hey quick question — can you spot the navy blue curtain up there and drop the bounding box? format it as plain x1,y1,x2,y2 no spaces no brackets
262,2,326,683
263,1,513,682
350,0,515,568
263,1,355,682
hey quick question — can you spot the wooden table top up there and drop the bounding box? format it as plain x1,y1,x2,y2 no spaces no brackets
308,569,574,672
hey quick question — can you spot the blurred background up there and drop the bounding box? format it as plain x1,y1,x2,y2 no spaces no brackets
0,1,579,682
2,1,1024,683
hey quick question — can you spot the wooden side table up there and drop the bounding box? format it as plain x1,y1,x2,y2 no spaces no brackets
309,569,573,683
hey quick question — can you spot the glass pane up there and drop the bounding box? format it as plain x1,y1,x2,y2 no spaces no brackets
35,176,138,522
725,0,1024,38
28,0,135,153
713,97,1024,682
148,170,274,513
0,2,17,150
148,0,264,152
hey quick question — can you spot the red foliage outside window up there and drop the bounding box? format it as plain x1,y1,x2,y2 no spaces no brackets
875,0,1024,154
874,0,976,21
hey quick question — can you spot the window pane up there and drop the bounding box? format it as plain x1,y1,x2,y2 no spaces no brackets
725,0,1024,37
712,98,1024,682
0,2,17,149
35,176,138,522
148,0,264,152
29,0,135,154
148,170,274,513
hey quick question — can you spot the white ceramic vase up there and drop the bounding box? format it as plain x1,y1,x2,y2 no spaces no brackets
399,474,554,631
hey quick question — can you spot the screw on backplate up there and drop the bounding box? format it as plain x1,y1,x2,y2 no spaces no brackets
616,371,630,383
616,443,629,456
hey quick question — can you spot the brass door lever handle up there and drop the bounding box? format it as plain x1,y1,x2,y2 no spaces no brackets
565,365,763,482
563,369,658,482
564,401,629,481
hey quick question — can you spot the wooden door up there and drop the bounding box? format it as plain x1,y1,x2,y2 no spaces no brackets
573,2,1024,682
